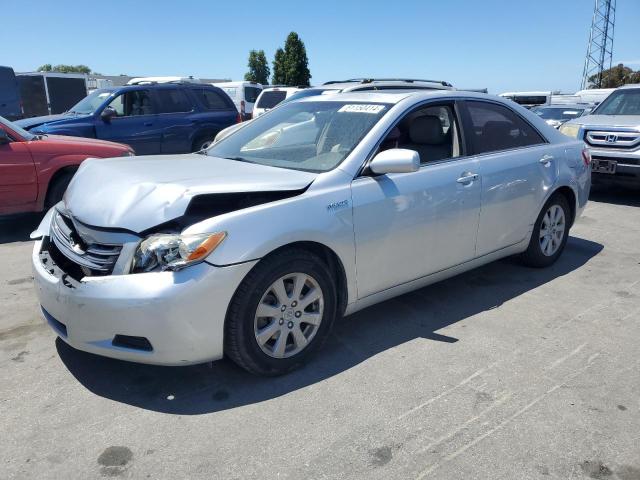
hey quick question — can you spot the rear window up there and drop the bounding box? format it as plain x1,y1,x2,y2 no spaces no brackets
193,89,231,110
256,90,287,109
465,101,545,154
155,89,192,113
244,86,261,103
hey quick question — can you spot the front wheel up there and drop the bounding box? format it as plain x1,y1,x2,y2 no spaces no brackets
521,194,570,268
224,249,338,375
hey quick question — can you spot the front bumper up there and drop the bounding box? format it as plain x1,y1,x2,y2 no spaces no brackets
589,147,640,184
32,239,256,365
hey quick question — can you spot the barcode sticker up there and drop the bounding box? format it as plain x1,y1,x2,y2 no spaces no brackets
338,104,385,114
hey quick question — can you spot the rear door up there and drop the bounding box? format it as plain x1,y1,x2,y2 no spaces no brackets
95,89,161,155
153,88,195,154
459,100,558,256
0,127,37,209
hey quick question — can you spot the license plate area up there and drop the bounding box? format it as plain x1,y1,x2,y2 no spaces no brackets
592,159,617,174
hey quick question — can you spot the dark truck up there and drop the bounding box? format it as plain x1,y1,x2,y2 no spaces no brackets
0,66,22,121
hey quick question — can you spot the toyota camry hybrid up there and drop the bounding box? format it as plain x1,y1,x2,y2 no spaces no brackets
31,91,591,375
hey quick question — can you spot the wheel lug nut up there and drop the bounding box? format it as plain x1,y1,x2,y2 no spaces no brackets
281,305,287,312
291,301,297,307
287,321,294,329
295,311,301,318
279,318,284,325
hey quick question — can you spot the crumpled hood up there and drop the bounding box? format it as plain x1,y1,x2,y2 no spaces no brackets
571,114,640,129
64,154,317,232
15,113,86,130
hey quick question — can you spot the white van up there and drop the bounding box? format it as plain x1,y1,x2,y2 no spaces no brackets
499,91,552,109
212,81,262,120
252,86,301,118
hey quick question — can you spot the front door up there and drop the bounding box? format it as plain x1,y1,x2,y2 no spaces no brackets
351,102,482,299
95,89,162,155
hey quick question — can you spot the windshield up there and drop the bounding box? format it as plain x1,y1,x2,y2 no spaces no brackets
534,107,585,121
206,100,390,172
0,115,36,140
280,89,335,105
594,89,640,115
67,89,113,114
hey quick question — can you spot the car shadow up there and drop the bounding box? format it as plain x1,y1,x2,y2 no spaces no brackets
590,184,640,207
56,235,603,415
0,212,44,244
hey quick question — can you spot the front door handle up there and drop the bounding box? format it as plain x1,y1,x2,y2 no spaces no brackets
456,172,479,184
539,154,554,165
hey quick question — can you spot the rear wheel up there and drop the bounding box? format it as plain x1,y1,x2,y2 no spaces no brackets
192,135,214,152
45,171,75,209
521,194,570,268
225,249,337,376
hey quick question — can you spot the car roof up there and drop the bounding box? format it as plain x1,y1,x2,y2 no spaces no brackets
294,89,498,105
618,83,640,90
538,104,592,109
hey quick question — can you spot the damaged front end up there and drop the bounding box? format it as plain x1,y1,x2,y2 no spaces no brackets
33,187,307,280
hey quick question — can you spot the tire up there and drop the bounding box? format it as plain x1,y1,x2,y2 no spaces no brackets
45,171,75,209
225,249,338,376
192,135,214,152
521,193,571,268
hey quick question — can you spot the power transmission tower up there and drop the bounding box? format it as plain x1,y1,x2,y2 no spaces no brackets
581,0,616,89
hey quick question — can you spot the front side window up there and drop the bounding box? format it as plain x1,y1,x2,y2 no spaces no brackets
465,101,545,154
155,89,192,113
106,90,154,117
207,101,390,172
594,89,640,115
385,104,461,164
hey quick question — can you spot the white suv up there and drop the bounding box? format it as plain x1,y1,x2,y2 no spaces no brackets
252,87,302,118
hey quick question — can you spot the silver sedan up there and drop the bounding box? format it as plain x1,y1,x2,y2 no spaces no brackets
31,91,591,375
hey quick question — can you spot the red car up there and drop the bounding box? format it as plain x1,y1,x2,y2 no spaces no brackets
0,116,133,216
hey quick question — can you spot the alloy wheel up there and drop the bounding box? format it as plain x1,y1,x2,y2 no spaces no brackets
253,273,324,358
539,204,566,256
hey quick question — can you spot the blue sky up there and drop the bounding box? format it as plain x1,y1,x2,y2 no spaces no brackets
3,0,639,93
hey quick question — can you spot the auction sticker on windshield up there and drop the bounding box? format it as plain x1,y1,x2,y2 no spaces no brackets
338,104,386,114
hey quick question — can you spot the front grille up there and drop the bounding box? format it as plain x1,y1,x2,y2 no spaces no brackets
585,130,640,150
49,211,122,277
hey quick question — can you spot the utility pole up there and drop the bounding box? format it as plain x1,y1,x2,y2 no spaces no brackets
581,0,616,89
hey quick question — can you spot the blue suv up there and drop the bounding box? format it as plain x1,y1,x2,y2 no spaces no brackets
16,83,240,155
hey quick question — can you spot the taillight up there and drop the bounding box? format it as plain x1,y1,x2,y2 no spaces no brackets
581,148,591,166
236,112,242,123
240,100,245,115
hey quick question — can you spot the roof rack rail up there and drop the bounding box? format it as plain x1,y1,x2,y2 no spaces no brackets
323,78,453,87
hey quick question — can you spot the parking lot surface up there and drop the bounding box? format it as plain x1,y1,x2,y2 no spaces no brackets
1,190,639,480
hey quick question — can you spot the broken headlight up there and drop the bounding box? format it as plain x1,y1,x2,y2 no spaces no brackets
132,232,226,273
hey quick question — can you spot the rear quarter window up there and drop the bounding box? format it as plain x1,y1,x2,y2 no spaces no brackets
193,89,233,110
244,86,261,103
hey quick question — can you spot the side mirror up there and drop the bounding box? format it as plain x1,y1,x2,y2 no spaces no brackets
369,148,420,175
100,106,117,123
0,129,10,145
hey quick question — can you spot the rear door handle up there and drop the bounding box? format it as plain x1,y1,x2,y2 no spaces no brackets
456,172,479,184
539,154,554,165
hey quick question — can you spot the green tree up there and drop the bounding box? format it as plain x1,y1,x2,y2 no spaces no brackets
272,48,287,85
282,32,311,86
588,63,640,88
37,64,92,74
244,50,270,85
